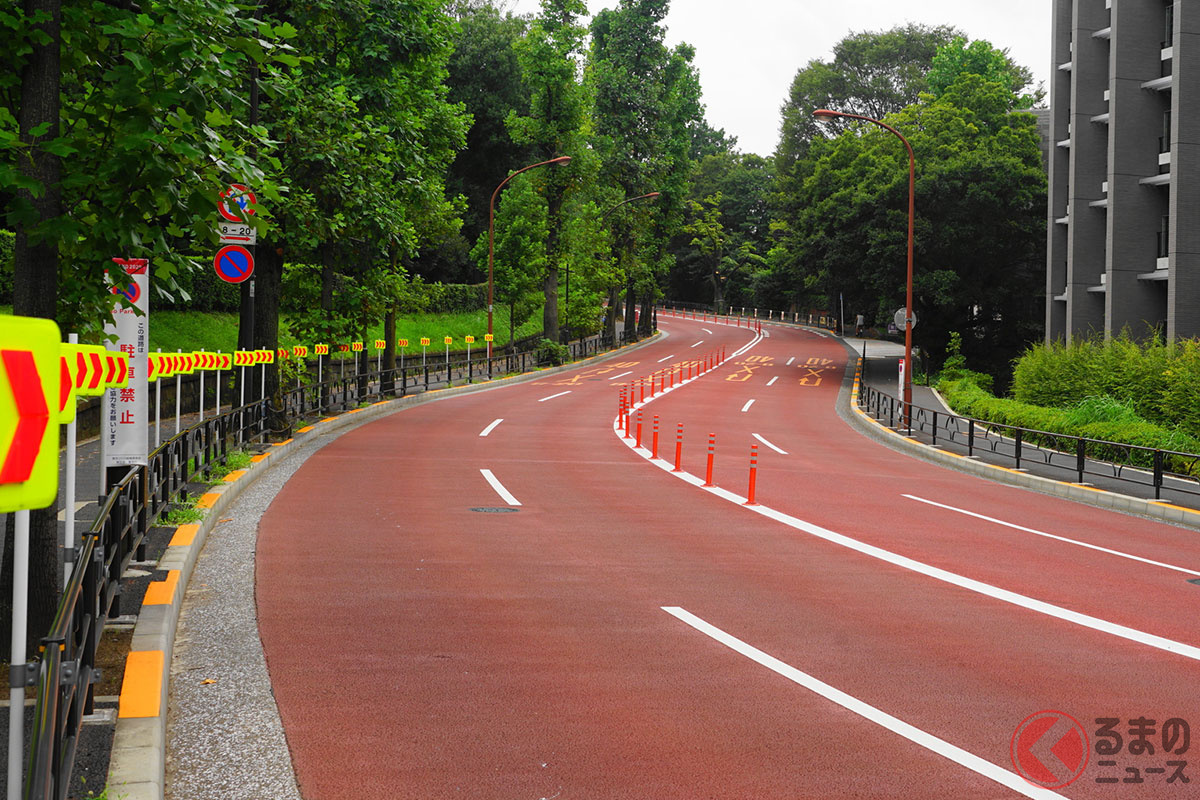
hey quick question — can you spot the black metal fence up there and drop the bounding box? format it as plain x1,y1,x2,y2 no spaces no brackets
858,382,1200,504
22,327,632,800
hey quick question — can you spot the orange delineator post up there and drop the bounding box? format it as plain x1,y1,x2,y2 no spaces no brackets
652,415,659,459
639,379,645,403
704,433,716,487
673,423,684,472
746,443,759,506
635,409,643,448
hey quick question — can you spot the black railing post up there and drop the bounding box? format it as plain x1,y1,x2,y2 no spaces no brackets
1154,450,1164,499
1076,438,1086,483
424,364,429,391
1014,429,1023,471
968,419,975,457
932,411,938,446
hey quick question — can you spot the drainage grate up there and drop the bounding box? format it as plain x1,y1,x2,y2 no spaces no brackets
470,507,519,513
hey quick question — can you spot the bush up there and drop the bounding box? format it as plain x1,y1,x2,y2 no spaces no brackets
534,338,569,366
0,229,13,303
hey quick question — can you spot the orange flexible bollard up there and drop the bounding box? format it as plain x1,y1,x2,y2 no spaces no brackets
673,423,684,471
652,415,659,459
745,443,759,506
636,409,643,448
704,432,716,487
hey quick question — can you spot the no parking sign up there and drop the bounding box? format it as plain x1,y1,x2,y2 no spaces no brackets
214,245,254,284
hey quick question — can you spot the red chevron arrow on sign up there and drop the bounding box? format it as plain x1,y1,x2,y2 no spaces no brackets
103,354,117,385
0,350,50,484
115,355,128,384
59,357,71,414
87,351,103,390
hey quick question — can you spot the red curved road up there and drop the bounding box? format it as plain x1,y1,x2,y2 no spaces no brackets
257,314,1200,799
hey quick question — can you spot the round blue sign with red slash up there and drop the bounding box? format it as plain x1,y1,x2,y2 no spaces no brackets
214,245,255,284
111,281,141,303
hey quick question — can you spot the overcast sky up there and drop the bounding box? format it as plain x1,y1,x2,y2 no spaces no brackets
503,1,1052,157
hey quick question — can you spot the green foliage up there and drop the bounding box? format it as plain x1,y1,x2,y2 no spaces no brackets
534,337,570,366
937,331,993,392
777,24,962,170
1012,334,1200,436
0,229,11,301
927,36,1042,108
2,0,293,335
160,504,204,526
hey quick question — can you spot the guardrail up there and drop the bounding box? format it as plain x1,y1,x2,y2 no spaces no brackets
858,382,1200,504
21,327,632,799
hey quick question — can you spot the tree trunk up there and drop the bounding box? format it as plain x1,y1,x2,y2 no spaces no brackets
255,243,286,437
604,286,620,344
712,277,725,316
623,278,637,341
1,0,64,661
542,268,559,344
638,294,653,336
383,309,396,395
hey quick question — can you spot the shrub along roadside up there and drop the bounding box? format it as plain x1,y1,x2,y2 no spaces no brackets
937,378,1200,475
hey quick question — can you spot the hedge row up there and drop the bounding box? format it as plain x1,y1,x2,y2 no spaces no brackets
938,378,1200,473
1012,335,1200,438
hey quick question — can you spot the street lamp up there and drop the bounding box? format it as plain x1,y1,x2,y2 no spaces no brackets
813,108,915,427
488,155,572,354
597,192,660,340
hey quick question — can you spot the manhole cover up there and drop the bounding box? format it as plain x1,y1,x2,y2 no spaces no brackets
470,507,519,513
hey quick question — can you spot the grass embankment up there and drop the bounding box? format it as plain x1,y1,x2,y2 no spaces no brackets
150,308,538,355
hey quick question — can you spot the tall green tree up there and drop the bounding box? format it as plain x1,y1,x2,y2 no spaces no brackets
506,0,589,343
1,0,288,656
471,171,546,346
776,24,961,173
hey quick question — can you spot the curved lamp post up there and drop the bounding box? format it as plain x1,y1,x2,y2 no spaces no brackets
592,192,661,338
813,109,915,427
488,156,572,354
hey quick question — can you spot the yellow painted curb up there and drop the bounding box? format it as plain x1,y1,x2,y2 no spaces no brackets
142,571,180,606
118,650,164,719
169,523,199,547
222,469,246,483
195,492,220,510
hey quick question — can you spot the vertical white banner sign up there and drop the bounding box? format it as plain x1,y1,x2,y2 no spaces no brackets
105,258,150,467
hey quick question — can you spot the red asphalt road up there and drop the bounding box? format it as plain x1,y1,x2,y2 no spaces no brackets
256,315,1200,799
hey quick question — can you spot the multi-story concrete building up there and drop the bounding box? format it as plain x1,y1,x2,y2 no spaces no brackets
1047,0,1200,342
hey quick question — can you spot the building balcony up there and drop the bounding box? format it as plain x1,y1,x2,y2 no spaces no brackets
1093,27,1111,40
1140,172,1171,187
1142,76,1172,91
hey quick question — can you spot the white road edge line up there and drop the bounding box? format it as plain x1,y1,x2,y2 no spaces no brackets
480,469,521,506
905,494,1200,578
609,371,633,382
661,607,1068,800
657,354,675,363
610,406,1200,663
702,328,713,334
767,376,779,387
741,399,756,413
752,433,788,455
690,340,704,348
479,419,503,437
538,390,572,403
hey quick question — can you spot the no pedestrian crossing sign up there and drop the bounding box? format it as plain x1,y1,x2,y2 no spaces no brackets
214,245,255,284
218,183,257,223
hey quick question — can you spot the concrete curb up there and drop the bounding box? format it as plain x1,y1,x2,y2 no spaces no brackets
104,334,663,800
840,359,1200,533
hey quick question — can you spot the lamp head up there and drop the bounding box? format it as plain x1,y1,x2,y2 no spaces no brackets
813,109,841,119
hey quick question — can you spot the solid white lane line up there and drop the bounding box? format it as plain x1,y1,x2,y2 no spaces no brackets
690,340,704,348
702,328,713,334
609,371,633,381
662,608,1069,800
480,469,521,506
657,354,675,363
786,357,796,366
538,391,572,403
611,414,1200,663
767,376,779,387
741,399,756,413
905,494,1200,578
752,433,788,455
479,419,503,437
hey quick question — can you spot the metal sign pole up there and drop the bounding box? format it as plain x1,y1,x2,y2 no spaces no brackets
175,348,182,436
155,348,161,450
7,509,30,800
64,333,79,588
199,363,205,423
